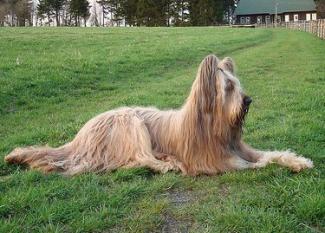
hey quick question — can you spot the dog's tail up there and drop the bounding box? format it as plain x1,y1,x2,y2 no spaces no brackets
4,145,72,173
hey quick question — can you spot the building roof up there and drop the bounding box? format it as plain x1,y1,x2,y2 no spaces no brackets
235,0,316,15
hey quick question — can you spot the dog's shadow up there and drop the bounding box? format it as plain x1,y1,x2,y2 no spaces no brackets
110,167,157,182
0,160,28,176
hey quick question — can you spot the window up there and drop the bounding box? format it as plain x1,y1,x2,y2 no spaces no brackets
240,17,245,24
306,13,311,21
246,17,251,24
276,15,281,23
285,14,290,22
265,15,271,24
312,13,317,20
294,14,299,22
257,16,262,24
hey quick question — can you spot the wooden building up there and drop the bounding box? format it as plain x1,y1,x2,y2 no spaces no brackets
235,0,317,25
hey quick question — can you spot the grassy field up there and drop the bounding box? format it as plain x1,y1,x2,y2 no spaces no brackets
0,27,324,233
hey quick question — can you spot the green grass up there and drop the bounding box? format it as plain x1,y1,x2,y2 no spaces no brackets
0,27,324,233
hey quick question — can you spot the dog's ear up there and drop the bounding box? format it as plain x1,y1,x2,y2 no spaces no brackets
195,54,222,113
219,57,235,74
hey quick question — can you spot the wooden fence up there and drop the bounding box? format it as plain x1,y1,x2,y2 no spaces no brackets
255,19,325,39
284,19,325,39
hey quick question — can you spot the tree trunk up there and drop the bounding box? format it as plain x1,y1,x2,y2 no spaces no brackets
11,10,14,26
166,2,170,27
56,12,60,26
47,13,51,26
181,1,184,24
102,7,104,26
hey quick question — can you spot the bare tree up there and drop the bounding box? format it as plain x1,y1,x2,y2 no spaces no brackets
315,0,325,18
0,0,9,26
89,0,99,26
97,0,109,26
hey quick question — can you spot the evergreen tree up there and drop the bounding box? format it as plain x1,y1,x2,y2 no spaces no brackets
121,0,138,26
223,0,237,24
171,0,190,26
107,0,124,26
52,0,64,25
135,0,168,26
135,0,149,25
38,0,64,25
69,0,90,26
38,0,53,24
160,0,172,26
189,0,223,26
15,0,32,26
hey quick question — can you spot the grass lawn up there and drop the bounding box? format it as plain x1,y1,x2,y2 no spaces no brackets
0,27,324,233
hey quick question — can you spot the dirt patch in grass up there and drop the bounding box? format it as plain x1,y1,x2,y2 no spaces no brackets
164,189,195,206
158,184,231,232
161,212,191,233
157,189,197,233
218,184,230,197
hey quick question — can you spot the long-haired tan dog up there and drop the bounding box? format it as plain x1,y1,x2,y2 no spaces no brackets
5,55,313,175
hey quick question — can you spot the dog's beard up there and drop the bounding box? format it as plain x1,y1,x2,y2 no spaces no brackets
236,103,250,131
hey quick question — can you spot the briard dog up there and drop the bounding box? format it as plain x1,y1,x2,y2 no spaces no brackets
5,55,313,175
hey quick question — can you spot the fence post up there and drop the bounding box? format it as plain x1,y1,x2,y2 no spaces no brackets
319,20,322,38
322,19,325,39
304,20,306,31
314,20,317,35
321,19,325,39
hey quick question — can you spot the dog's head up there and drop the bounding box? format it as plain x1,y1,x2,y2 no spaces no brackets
193,55,252,131
217,56,252,128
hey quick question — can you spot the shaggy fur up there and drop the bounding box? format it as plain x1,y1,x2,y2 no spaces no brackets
5,55,313,175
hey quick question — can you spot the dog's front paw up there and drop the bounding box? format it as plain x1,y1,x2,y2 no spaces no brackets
287,156,314,172
257,150,314,172
277,151,314,172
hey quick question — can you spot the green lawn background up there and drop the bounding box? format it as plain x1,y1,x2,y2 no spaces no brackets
0,27,324,232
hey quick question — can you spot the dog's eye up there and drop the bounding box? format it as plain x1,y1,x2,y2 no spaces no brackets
226,80,234,92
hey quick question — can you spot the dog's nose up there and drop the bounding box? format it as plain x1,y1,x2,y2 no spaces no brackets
244,96,252,106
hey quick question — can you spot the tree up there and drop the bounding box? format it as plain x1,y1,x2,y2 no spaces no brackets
38,0,53,24
69,0,90,26
96,0,109,26
189,0,224,26
52,0,64,25
0,0,9,26
62,0,71,25
121,0,138,26
15,0,32,25
136,0,166,26
135,0,149,25
170,0,190,26
38,0,64,26
223,0,238,24
107,0,124,26
89,0,99,26
161,0,173,26
5,0,32,26
315,0,325,18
